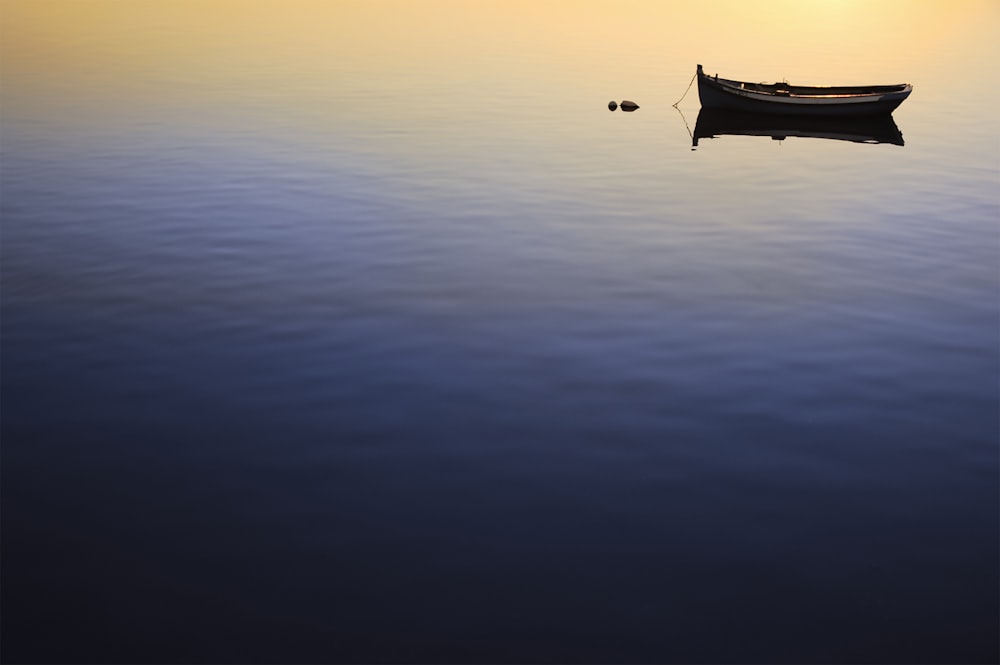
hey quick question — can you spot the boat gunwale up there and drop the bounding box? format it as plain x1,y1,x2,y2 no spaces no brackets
705,72,912,100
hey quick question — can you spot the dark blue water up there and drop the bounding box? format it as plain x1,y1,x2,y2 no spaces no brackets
3,3,999,662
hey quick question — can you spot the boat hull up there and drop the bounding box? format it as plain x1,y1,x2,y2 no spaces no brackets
697,66,911,117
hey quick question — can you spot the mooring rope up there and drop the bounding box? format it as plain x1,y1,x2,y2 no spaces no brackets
672,70,697,107
674,105,693,145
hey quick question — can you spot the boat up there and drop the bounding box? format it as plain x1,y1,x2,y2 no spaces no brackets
696,64,911,116
692,108,904,147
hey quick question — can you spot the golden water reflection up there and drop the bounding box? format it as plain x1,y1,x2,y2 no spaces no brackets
3,0,997,103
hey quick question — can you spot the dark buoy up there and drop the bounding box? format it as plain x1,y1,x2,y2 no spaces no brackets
620,100,639,112
608,101,617,111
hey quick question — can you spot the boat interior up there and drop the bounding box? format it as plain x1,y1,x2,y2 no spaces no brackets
712,75,909,97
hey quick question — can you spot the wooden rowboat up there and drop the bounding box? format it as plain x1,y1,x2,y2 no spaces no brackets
696,64,911,116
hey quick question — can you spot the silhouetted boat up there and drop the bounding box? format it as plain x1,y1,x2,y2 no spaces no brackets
696,64,911,116
692,108,904,147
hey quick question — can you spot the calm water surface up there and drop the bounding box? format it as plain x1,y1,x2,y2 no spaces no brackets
2,1,998,662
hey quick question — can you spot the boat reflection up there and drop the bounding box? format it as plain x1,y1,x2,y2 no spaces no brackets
692,108,904,148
